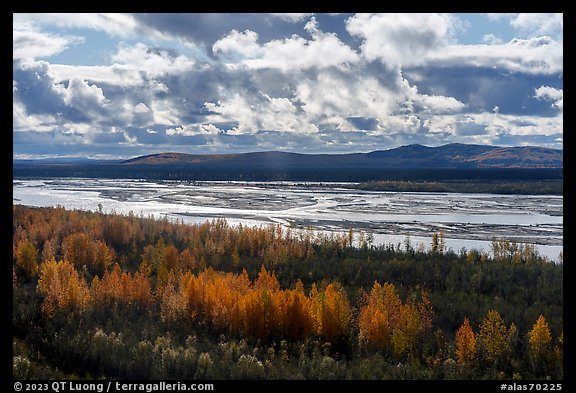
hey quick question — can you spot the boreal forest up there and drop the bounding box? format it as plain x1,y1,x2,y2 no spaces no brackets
13,205,562,380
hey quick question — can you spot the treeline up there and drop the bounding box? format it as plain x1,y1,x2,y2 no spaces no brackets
13,205,562,379
12,164,563,182
356,180,563,195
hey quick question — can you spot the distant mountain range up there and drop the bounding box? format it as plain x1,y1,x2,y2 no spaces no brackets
121,143,563,169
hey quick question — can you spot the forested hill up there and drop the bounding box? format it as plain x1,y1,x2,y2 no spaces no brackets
122,144,563,169
13,143,563,182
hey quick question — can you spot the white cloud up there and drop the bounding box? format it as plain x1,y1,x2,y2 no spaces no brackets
295,72,400,121
204,94,318,134
62,42,191,104
48,64,139,86
484,13,517,21
346,13,459,67
111,42,195,76
13,27,84,60
426,36,562,75
60,77,112,124
423,112,562,140
415,94,466,114
534,86,563,109
212,30,261,58
482,33,503,45
14,13,143,38
269,13,314,23
13,99,58,132
132,103,154,126
510,13,563,38
371,114,422,135
64,77,108,108
213,21,360,71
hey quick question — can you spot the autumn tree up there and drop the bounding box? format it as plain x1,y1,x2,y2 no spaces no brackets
478,310,511,365
359,282,395,351
281,280,313,340
164,244,179,272
391,303,422,357
36,258,90,317
359,281,431,358
179,248,196,271
529,315,551,355
62,233,113,275
16,239,39,278
159,272,188,323
319,282,352,342
41,240,55,264
528,315,553,374
455,318,477,366
431,231,445,254
90,263,153,309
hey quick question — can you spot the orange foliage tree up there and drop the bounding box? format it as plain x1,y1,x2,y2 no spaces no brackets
91,263,153,309
358,281,432,357
62,233,113,274
455,317,477,366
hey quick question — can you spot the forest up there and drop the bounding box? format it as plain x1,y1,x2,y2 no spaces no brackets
355,180,563,195
13,205,562,380
12,162,563,183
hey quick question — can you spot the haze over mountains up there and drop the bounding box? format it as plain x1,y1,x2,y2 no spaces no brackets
122,143,562,169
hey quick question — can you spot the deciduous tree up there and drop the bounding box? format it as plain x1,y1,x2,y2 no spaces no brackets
455,318,477,366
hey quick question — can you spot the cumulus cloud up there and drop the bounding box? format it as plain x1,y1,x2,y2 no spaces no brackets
295,71,399,122
13,99,58,132
12,13,564,158
212,30,261,58
64,77,109,117
346,13,458,68
132,103,155,126
111,42,195,76
534,86,563,109
482,33,502,45
204,93,318,135
510,13,563,39
414,94,466,114
13,60,67,115
213,18,360,71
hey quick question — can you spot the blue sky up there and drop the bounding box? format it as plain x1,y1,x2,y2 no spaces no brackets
13,13,563,159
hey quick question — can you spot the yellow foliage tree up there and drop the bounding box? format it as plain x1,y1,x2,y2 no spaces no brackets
529,315,551,356
16,239,39,277
478,310,509,364
37,258,90,317
391,303,422,357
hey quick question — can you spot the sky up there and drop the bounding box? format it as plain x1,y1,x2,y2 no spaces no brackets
13,13,563,159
